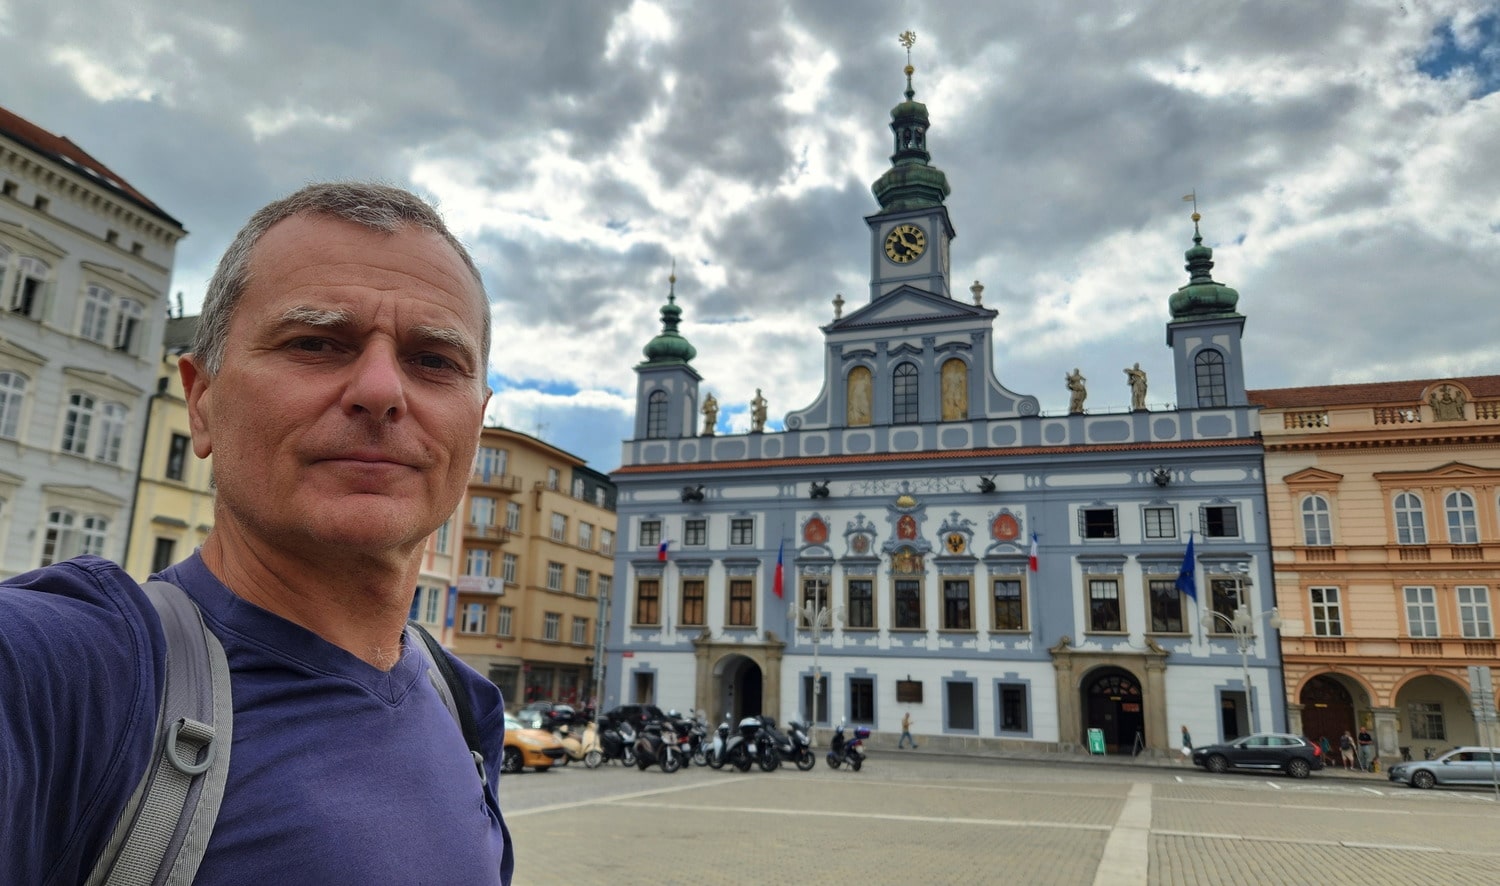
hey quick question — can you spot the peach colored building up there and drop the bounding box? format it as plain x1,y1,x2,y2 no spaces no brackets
443,427,617,710
1253,376,1500,768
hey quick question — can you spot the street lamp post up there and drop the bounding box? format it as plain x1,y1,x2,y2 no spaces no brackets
796,593,840,724
1202,602,1282,734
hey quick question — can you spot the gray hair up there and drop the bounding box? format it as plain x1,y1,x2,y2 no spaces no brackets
192,182,490,380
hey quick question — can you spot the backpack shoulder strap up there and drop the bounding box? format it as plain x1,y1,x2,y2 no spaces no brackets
87,580,233,886
405,620,488,786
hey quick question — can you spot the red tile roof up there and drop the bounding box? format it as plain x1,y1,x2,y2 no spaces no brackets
1248,376,1500,409
613,437,1257,475
0,104,181,227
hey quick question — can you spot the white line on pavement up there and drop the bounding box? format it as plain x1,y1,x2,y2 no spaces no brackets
1361,787,1384,795
600,799,1113,831
1092,781,1150,886
505,777,726,818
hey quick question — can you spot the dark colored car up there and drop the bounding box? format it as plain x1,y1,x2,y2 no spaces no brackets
1191,732,1324,779
601,704,667,731
1388,747,1500,789
515,701,578,731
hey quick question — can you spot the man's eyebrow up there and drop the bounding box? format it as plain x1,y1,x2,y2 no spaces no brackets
273,306,353,330
410,324,479,361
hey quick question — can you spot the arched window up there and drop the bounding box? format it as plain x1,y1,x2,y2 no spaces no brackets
846,366,872,427
1301,495,1332,546
940,358,968,421
0,370,25,439
645,390,668,439
1446,491,1479,544
892,362,919,424
1194,350,1227,407
41,509,75,566
80,284,113,343
1393,492,1426,545
95,402,127,464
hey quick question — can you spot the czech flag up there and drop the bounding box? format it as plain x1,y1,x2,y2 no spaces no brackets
1028,532,1039,573
773,538,785,598
657,540,669,561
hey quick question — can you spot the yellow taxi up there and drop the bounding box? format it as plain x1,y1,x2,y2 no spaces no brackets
502,713,565,773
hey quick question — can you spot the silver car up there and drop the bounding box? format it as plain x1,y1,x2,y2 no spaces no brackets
1387,747,1500,789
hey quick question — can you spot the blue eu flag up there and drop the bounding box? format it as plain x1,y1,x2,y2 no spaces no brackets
1174,534,1197,601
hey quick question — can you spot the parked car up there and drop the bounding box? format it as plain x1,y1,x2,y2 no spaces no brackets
601,704,667,731
503,713,566,773
516,701,578,731
1388,747,1500,789
1191,732,1324,779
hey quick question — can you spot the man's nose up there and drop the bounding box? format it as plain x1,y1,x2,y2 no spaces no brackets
342,342,406,421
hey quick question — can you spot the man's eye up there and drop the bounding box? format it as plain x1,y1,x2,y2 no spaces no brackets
414,353,457,371
290,338,332,352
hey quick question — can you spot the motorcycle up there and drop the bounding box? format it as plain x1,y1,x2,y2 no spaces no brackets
826,721,870,771
770,718,816,771
633,720,683,773
590,720,637,768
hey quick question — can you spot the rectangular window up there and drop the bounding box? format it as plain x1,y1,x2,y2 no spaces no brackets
800,578,829,627
434,520,450,555
1409,702,1446,740
681,579,705,626
684,518,706,546
546,561,564,591
850,677,875,723
572,616,588,646
847,579,874,629
727,579,754,626
165,433,190,481
543,612,561,642
600,529,614,555
461,603,487,635
1310,586,1343,637
999,684,1028,733
993,579,1025,631
1143,507,1176,540
504,501,521,532
639,520,661,547
62,393,94,455
1458,586,1493,639
598,575,612,602
575,568,591,596
1208,577,1245,629
1201,505,1240,538
946,681,976,731
1148,578,1184,633
469,496,495,527
426,589,443,623
550,512,567,542
465,548,491,577
546,467,560,490
894,579,922,629
1405,586,1439,638
496,605,514,637
501,553,517,584
151,537,176,573
474,445,506,480
1088,579,1121,632
634,579,660,625
942,578,972,630
802,673,829,724
730,518,754,545
578,522,593,550
1080,507,1117,539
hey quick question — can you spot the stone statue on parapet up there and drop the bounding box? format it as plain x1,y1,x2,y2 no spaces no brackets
1066,368,1087,414
750,388,768,433
1124,363,1148,411
701,393,718,435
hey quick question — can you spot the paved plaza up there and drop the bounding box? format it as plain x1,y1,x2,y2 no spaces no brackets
502,752,1500,885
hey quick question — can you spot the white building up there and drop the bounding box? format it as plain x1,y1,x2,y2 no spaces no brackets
0,104,186,578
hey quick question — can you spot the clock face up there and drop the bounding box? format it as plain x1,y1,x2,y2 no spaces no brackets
884,223,926,263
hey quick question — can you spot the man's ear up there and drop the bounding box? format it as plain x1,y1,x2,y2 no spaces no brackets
179,353,214,458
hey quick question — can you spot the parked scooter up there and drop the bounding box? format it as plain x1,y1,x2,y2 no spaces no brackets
826,721,870,771
566,722,603,768
633,720,683,773
726,715,762,772
591,720,637,768
767,718,816,771
706,714,732,770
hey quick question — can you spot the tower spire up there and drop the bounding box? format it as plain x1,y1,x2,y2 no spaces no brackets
1168,202,1241,319
871,30,951,214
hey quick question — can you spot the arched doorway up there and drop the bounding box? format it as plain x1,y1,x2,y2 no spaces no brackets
1081,667,1145,754
711,653,764,723
1300,675,1355,751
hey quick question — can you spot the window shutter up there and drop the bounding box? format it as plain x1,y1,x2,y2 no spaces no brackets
1076,508,1086,538
1198,507,1208,537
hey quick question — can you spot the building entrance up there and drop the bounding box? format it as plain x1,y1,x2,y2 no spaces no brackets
1300,674,1355,750
1082,668,1145,754
712,653,764,722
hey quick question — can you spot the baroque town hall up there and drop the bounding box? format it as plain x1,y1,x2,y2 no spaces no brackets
605,60,1280,756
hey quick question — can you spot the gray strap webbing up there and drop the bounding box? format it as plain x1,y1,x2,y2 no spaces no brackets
86,581,234,886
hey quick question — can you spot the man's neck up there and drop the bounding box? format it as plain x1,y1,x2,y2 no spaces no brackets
197,526,418,671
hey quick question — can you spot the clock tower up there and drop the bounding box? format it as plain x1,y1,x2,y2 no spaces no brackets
867,55,955,302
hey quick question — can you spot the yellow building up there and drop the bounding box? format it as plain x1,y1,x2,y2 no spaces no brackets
123,316,214,578
447,426,617,711
1253,376,1500,767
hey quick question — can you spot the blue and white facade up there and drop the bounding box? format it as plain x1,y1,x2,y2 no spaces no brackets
607,73,1281,755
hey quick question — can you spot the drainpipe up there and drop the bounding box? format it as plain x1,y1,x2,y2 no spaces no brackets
122,373,168,573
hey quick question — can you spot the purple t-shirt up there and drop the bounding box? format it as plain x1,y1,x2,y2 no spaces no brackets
0,554,512,885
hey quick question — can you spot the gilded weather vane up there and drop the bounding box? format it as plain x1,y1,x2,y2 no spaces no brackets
899,30,916,95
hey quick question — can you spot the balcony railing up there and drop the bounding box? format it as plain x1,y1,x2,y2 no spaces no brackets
1282,636,1500,660
1284,410,1330,429
471,472,522,492
1374,406,1421,425
464,523,512,543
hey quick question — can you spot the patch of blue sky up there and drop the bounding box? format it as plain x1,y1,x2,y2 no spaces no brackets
488,374,581,397
1419,12,1500,98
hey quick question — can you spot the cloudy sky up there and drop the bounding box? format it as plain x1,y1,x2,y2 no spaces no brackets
3,0,1497,472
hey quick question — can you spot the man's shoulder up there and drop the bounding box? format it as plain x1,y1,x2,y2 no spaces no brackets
1,556,162,662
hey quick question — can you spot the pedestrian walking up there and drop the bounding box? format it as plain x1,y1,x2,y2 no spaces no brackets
1339,730,1357,770
898,712,918,749
1180,725,1192,761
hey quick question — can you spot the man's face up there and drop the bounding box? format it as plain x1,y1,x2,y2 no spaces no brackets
182,214,490,560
